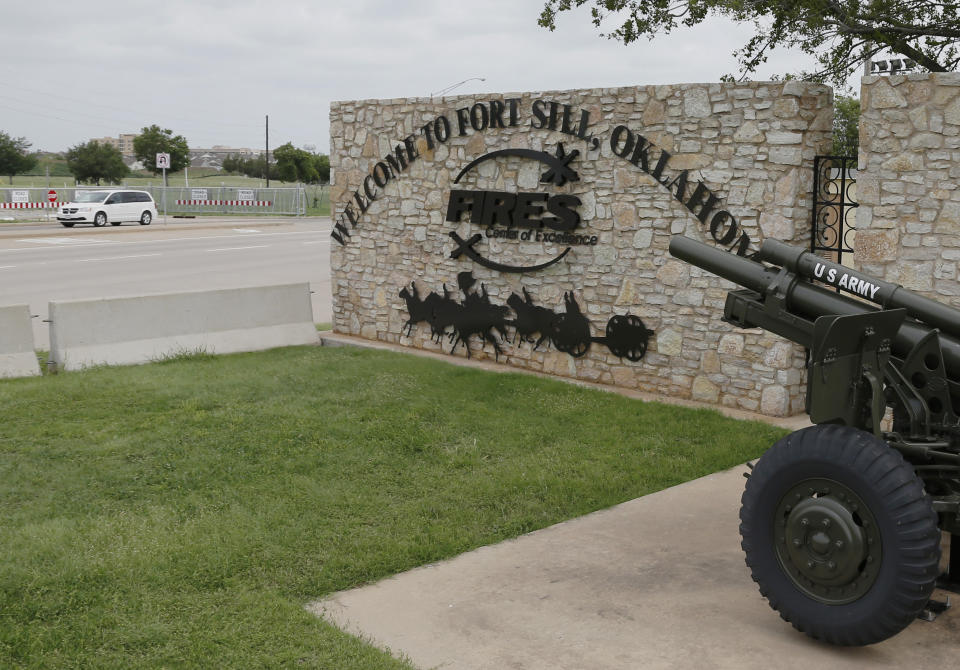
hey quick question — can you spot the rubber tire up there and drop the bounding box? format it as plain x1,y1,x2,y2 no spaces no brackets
93,212,107,227
61,222,74,228
140,211,152,225
740,424,941,646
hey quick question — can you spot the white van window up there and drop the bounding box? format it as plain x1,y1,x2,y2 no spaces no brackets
75,191,110,203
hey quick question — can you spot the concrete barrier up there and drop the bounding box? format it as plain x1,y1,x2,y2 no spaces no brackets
0,304,41,378
49,283,318,370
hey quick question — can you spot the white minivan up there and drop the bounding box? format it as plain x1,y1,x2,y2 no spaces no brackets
57,190,158,227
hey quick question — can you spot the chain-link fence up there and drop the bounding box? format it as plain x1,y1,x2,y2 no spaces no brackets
0,186,308,217
146,186,306,215
0,187,63,213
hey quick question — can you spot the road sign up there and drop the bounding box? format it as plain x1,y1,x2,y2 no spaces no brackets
156,153,171,169
238,189,254,201
12,190,28,203
47,190,57,203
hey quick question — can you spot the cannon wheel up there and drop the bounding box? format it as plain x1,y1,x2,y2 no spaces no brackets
740,424,941,645
604,314,651,361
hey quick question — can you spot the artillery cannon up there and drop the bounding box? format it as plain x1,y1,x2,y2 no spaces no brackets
669,235,960,646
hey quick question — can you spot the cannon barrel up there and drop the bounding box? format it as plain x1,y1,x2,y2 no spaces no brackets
668,235,960,385
759,239,960,341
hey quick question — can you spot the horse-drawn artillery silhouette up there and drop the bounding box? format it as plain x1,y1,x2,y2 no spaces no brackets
399,272,653,361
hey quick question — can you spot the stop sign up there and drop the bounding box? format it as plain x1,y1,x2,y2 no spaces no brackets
47,190,57,203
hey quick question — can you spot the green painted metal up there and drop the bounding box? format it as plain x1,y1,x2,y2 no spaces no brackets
668,234,960,590
775,477,882,605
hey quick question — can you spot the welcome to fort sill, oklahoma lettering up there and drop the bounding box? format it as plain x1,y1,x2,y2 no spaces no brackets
331,97,754,257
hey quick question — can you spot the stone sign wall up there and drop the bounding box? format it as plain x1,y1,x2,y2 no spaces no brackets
858,72,960,303
330,82,832,416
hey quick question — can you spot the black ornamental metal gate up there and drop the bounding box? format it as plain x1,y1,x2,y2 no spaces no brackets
811,155,858,264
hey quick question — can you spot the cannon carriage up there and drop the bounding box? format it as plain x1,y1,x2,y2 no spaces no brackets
669,236,960,646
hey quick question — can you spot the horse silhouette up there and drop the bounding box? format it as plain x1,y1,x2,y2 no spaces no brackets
448,272,509,359
507,287,561,350
398,283,430,336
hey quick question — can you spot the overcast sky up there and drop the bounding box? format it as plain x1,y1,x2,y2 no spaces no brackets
2,0,826,155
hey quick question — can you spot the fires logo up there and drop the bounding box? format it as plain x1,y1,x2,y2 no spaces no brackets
445,143,598,273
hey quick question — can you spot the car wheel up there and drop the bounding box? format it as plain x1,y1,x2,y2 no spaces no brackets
140,211,152,225
740,424,941,645
93,212,107,227
61,222,75,228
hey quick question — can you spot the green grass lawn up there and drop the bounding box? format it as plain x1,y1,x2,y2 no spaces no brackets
0,346,785,668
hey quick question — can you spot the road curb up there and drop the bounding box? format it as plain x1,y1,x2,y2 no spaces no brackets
0,217,320,240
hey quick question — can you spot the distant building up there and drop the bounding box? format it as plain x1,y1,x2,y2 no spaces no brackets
88,134,267,171
188,146,260,170
91,134,137,156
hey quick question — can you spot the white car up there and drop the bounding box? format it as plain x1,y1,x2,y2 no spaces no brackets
57,190,158,227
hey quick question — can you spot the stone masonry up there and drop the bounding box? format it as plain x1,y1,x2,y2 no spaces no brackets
330,82,832,416
858,73,960,302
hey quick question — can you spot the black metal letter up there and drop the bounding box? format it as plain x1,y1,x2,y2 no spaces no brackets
470,103,489,131
455,107,471,136
420,120,435,150
628,135,653,172
709,211,740,245
343,203,359,227
610,125,634,158
363,175,378,201
506,98,521,126
651,149,671,182
665,170,690,203
513,193,548,229
544,194,581,232
489,99,506,128
403,133,420,163
685,181,720,224
531,99,548,130
446,190,477,223
479,191,516,227
434,116,451,143
372,162,392,189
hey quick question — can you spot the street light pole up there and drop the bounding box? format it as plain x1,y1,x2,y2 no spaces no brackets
430,77,486,100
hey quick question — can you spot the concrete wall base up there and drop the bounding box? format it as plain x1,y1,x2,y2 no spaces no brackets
0,304,40,378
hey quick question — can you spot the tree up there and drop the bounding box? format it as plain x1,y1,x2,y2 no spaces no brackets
272,142,329,183
133,125,189,179
0,132,38,184
236,155,278,180
65,141,130,185
273,143,301,182
313,153,330,183
538,1,960,87
833,95,860,156
221,154,241,174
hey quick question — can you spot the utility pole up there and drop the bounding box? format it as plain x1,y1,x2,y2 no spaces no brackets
265,115,270,188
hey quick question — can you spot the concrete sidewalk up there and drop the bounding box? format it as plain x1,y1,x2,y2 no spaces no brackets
309,464,958,670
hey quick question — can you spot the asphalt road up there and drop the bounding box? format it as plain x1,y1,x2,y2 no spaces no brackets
0,217,333,350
